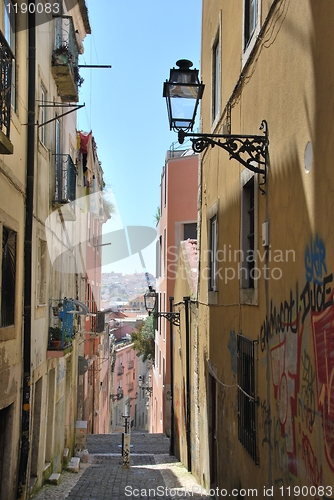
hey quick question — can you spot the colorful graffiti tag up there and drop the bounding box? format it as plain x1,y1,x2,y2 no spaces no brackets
260,235,334,481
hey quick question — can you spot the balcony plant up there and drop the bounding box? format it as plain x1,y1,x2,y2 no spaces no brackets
49,326,63,349
52,44,72,65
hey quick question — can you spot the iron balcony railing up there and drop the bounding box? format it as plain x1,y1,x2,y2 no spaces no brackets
54,154,76,204
117,365,124,376
52,16,81,101
0,30,13,139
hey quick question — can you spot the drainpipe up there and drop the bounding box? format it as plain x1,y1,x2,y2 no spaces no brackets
184,296,191,472
17,10,36,500
169,296,174,456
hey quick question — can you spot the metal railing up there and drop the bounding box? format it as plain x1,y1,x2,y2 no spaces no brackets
54,154,76,204
53,16,79,68
0,31,13,138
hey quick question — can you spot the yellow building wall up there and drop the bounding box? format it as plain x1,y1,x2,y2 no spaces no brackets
197,0,334,495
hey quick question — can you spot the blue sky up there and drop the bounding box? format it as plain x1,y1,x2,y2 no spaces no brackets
77,0,202,275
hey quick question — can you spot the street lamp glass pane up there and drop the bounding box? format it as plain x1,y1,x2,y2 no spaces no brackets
144,292,156,313
169,84,200,99
170,97,197,129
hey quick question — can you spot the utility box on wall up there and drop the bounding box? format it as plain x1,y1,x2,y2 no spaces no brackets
75,420,87,452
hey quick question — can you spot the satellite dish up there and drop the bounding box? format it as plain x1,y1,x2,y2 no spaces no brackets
78,356,88,375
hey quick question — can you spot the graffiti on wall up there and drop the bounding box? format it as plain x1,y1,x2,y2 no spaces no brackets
260,234,334,481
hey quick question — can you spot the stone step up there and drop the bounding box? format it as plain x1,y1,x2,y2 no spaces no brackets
67,457,80,473
48,473,61,485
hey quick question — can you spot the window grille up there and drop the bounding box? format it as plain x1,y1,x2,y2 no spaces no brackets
0,30,14,138
237,333,258,463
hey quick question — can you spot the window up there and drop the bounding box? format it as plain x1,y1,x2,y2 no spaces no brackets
54,116,61,200
39,83,47,145
241,176,255,289
4,0,16,110
183,222,197,240
1,226,16,327
243,0,261,67
209,214,217,291
244,0,257,50
237,334,258,463
212,36,220,122
37,239,47,305
163,227,166,276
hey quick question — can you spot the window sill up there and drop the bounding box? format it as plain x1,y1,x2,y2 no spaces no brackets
240,287,258,305
0,129,13,154
208,290,218,305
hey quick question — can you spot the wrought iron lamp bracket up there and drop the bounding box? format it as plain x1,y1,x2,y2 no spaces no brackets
156,311,180,327
178,120,268,194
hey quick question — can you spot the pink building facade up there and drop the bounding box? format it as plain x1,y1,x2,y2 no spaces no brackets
151,149,198,434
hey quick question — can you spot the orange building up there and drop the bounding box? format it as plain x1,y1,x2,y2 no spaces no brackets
151,148,198,434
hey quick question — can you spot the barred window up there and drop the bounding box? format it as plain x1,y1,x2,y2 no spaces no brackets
237,333,258,463
1,226,16,327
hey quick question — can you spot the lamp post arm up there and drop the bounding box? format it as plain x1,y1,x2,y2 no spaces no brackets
178,120,268,193
155,311,180,327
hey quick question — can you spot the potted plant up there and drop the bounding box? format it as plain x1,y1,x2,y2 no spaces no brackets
52,44,71,65
49,326,63,349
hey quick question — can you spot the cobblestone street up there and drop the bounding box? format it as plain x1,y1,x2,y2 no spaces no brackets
31,433,210,499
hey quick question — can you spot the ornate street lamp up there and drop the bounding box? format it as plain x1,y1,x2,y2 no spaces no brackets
163,60,269,192
163,59,204,132
144,288,180,327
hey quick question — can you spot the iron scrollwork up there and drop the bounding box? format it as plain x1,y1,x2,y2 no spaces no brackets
178,120,269,194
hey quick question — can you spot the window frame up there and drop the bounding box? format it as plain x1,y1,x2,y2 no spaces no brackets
207,201,219,304
39,82,47,146
242,0,261,68
211,17,221,128
209,214,218,292
36,239,47,306
240,170,258,304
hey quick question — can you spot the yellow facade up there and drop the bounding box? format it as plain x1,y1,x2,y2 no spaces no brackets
191,0,334,495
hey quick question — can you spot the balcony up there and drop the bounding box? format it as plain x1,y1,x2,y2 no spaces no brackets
47,298,74,357
51,17,82,103
53,154,76,214
128,360,134,370
0,31,14,154
117,365,124,376
128,382,134,392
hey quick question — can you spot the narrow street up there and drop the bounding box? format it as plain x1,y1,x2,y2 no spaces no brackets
31,433,210,499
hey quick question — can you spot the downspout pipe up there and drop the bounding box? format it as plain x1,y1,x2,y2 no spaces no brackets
184,296,191,472
17,10,36,500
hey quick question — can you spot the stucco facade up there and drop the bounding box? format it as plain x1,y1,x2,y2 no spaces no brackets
0,5,28,499
190,0,334,495
1,3,110,498
152,149,198,434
